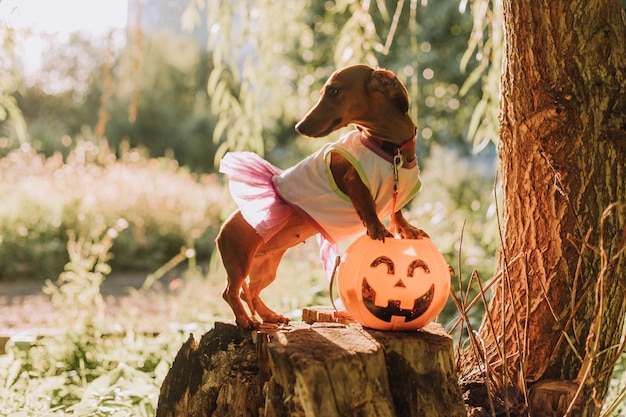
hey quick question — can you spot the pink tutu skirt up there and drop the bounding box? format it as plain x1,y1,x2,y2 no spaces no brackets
219,152,338,279
219,152,294,242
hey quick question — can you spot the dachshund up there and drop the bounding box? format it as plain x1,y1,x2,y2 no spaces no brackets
216,64,428,329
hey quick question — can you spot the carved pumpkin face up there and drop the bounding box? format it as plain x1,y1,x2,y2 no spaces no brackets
337,236,451,331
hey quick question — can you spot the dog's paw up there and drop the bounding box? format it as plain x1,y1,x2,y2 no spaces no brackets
262,313,290,325
367,223,394,241
236,315,261,330
398,225,430,239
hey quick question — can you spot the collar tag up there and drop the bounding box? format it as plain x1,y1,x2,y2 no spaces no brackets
393,153,404,180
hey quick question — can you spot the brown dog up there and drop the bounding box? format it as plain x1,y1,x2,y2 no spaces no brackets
216,64,427,329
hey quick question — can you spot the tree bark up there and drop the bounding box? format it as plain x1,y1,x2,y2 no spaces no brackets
461,1,626,416
157,314,466,417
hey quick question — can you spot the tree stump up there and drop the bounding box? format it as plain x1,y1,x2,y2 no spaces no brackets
156,307,465,417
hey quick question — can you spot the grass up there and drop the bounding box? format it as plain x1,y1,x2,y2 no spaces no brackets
0,232,179,416
1,326,180,416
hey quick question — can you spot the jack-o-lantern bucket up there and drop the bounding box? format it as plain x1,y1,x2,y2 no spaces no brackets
337,235,451,331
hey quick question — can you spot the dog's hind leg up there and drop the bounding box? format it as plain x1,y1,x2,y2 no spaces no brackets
215,210,264,329
246,210,318,324
246,249,290,324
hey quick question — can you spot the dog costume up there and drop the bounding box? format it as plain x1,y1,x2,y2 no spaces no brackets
219,130,421,275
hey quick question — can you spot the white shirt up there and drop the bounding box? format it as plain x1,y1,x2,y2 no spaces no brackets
273,130,421,243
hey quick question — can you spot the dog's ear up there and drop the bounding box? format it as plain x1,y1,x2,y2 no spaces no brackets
366,68,409,114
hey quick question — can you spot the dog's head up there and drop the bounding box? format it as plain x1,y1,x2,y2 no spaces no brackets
295,64,410,138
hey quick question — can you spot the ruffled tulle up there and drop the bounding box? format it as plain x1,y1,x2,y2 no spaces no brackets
219,152,293,242
220,151,340,281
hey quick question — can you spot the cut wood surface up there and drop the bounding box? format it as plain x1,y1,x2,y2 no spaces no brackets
157,306,465,417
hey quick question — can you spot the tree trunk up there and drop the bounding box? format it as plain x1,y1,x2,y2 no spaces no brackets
461,1,626,416
157,311,466,417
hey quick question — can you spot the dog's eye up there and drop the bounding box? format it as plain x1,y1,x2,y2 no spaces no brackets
326,86,339,96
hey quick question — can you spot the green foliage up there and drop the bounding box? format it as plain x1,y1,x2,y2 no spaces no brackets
43,223,117,335
411,145,499,273
2,0,485,171
0,228,180,416
0,14,27,144
458,0,502,151
3,30,218,172
106,32,219,172
0,134,222,279
0,320,178,416
203,0,313,161
604,354,626,416
7,32,105,154
192,0,481,164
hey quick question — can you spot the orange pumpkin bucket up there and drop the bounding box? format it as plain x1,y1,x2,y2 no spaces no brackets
337,235,451,331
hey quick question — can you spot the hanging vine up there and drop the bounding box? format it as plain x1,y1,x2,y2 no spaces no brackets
459,0,502,151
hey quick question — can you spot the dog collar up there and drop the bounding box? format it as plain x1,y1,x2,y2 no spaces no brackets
366,134,416,158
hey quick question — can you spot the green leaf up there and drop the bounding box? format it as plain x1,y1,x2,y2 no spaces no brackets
459,63,485,96
214,141,231,166
467,98,487,143
207,66,224,95
212,117,230,145
210,80,228,114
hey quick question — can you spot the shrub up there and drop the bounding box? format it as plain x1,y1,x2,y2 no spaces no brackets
0,133,223,280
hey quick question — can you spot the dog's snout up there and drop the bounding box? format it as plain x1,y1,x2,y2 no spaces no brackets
295,118,318,137
295,121,307,135
296,117,342,138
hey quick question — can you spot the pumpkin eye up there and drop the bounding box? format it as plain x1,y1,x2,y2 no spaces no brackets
407,259,430,277
370,256,395,275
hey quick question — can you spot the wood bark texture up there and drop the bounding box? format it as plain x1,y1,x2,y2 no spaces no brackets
156,315,465,417
461,1,626,416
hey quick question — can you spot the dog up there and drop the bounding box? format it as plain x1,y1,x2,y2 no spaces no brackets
216,64,428,329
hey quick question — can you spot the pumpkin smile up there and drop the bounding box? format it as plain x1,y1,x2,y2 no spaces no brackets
361,277,435,323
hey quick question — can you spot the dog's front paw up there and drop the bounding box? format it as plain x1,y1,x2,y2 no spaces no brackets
367,223,394,241
398,225,430,239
